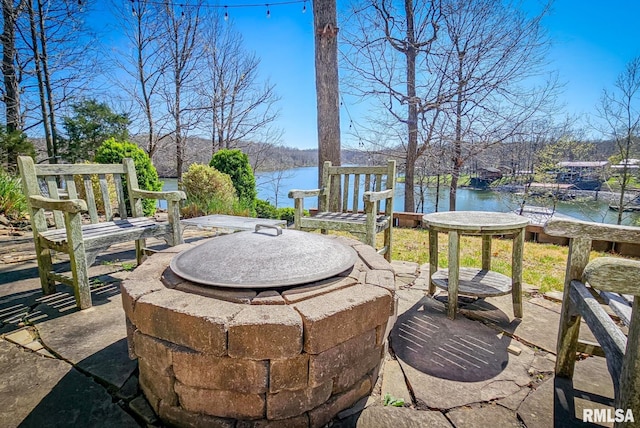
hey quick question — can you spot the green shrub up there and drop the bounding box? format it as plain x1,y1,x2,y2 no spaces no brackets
277,207,296,224
94,138,161,216
181,163,239,216
0,169,27,219
255,199,298,225
210,149,257,211
255,198,277,219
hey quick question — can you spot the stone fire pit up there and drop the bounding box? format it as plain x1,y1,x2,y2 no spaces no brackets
121,234,397,427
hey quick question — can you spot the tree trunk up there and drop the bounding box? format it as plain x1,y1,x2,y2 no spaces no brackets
37,0,58,162
450,55,465,211
27,0,54,161
1,0,21,132
313,0,341,211
403,0,418,213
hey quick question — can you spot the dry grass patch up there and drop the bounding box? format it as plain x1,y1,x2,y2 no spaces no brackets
329,227,611,293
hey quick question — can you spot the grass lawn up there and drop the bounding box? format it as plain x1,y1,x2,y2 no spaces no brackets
334,227,612,293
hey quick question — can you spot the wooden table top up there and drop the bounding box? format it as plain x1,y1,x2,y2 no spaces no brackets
422,211,529,232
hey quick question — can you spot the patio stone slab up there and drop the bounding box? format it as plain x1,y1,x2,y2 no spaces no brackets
458,294,597,354
0,339,138,428
380,359,412,406
517,355,615,428
33,289,136,389
446,403,522,427
355,406,453,428
391,293,534,410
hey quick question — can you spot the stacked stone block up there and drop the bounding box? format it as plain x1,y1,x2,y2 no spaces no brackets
121,236,397,428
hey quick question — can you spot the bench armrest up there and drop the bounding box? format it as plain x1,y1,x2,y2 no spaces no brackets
288,189,322,199
363,189,394,203
131,189,186,202
583,257,640,295
29,195,87,213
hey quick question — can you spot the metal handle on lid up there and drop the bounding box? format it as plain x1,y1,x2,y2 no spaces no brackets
254,224,283,236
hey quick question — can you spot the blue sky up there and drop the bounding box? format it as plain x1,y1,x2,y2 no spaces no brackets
96,1,640,150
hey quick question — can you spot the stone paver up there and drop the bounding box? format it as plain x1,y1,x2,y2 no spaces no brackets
34,290,137,389
355,406,453,428
0,339,138,428
517,356,615,428
380,358,413,406
447,403,522,427
392,291,533,410
459,293,597,354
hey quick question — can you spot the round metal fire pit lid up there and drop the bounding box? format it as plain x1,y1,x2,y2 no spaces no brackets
170,225,358,288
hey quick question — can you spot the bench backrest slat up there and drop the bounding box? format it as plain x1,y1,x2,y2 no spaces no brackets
83,175,99,223
43,176,64,228
114,173,128,219
98,174,113,221
65,175,78,200
322,161,395,213
18,157,138,229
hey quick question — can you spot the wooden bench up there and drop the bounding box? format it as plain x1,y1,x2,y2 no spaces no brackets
18,156,186,310
544,218,640,424
288,160,396,261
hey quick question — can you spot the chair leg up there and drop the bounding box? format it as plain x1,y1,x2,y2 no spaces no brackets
384,225,392,262
136,239,146,265
34,241,56,295
555,292,580,379
65,213,92,310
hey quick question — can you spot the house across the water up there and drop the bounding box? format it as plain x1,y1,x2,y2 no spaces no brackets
556,161,608,191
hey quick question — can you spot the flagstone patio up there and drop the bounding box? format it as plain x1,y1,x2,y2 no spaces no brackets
0,229,617,427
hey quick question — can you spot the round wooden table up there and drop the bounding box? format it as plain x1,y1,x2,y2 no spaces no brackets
422,211,530,320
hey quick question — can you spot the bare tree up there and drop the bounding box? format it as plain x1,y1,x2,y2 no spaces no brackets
431,0,557,210
342,0,557,212
157,0,205,180
341,0,442,212
111,0,169,161
596,56,640,224
16,0,97,162
199,16,281,156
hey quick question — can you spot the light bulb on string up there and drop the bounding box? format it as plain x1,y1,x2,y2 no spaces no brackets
224,5,229,20
302,1,306,13
266,4,270,18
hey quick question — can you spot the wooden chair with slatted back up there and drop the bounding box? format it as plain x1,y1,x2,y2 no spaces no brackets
288,160,396,261
18,156,185,309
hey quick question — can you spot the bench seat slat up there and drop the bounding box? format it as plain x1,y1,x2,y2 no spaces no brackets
40,218,165,244
300,212,390,233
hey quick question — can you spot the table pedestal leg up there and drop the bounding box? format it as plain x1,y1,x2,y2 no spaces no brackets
448,231,460,320
512,228,524,318
482,235,492,270
428,228,438,295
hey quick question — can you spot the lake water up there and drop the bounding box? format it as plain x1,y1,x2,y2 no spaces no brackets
162,166,640,226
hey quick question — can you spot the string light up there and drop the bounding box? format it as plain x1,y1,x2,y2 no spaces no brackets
340,94,366,149
135,0,306,12
128,0,308,21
